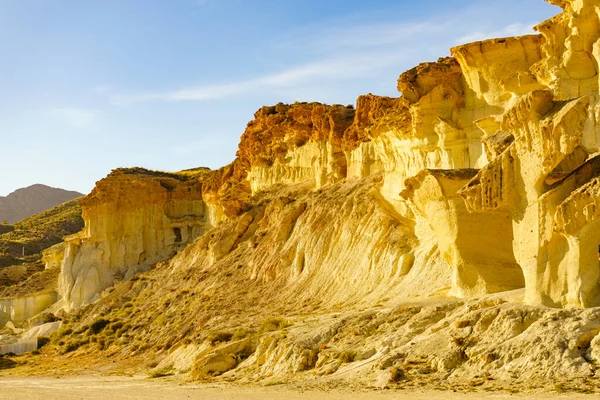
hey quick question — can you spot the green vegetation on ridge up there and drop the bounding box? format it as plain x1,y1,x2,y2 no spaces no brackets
0,198,84,296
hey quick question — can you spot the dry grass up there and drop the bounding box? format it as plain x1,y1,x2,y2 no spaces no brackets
0,198,83,295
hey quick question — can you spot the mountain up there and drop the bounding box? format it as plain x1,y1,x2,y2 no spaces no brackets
0,184,83,224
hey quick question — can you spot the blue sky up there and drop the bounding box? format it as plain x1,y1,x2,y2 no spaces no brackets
0,0,559,196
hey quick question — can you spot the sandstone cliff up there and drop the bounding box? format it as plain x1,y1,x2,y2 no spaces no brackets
52,168,212,310
4,0,600,392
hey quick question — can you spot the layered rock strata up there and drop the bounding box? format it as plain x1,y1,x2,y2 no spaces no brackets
402,169,523,297
50,169,212,310
18,0,600,327
458,0,600,307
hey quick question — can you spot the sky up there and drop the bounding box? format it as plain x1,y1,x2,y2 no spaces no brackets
0,0,560,196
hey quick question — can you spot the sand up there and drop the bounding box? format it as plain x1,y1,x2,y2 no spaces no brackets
1,375,598,400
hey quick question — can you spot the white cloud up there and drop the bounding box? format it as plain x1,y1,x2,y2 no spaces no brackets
111,52,405,105
280,20,450,54
106,8,546,107
108,16,449,105
49,108,97,129
454,23,538,45
92,85,111,94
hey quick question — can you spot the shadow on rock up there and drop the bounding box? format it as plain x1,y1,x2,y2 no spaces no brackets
0,355,18,370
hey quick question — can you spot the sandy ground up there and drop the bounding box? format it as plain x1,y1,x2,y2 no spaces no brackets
1,375,599,400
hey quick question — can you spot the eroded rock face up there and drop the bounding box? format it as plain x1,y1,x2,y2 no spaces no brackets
234,0,600,307
457,0,600,307
0,291,57,326
30,0,600,318
402,169,523,297
355,58,490,202
53,168,212,310
240,103,355,194
452,35,545,108
181,176,448,307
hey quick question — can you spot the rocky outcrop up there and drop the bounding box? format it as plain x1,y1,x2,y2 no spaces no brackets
532,0,599,98
179,175,445,308
451,35,545,109
34,0,600,315
0,291,57,326
53,168,212,311
402,169,523,297
240,103,355,194
217,0,600,307
349,58,490,202
5,5,600,378
457,0,600,307
17,1,600,390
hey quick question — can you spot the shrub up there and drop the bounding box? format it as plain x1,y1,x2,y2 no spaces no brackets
455,319,471,328
114,324,132,338
231,328,252,341
52,327,73,342
64,338,88,353
108,321,123,332
97,337,108,350
88,318,110,335
390,367,405,382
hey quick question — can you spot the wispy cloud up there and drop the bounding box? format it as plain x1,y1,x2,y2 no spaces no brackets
107,14,452,106
111,52,405,104
454,23,538,45
49,108,97,129
92,85,111,94
278,20,450,54
105,8,543,107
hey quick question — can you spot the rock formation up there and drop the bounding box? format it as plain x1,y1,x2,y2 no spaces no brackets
4,0,600,391
31,0,600,315
458,0,600,307
51,168,213,310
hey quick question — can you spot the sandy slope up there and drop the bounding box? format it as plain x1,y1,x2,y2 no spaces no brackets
0,375,597,400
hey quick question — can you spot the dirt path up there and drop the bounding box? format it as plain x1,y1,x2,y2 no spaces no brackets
1,375,598,400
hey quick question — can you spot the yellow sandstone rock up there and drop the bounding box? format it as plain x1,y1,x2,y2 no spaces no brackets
17,2,600,389
402,169,523,297
25,0,600,327
52,168,213,311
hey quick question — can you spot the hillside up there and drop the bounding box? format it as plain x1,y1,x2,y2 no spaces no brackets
2,0,600,395
0,198,84,296
0,184,82,224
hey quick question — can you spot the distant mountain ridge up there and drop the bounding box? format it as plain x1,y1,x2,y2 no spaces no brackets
0,184,83,224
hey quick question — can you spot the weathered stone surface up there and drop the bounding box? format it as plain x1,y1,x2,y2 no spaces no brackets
191,338,253,378
13,1,600,392
454,0,600,307
0,338,37,355
241,103,355,194
402,169,523,297
20,321,61,340
452,35,545,108
0,291,57,326
41,243,65,271
53,168,212,311
36,0,600,314
8,10,600,394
